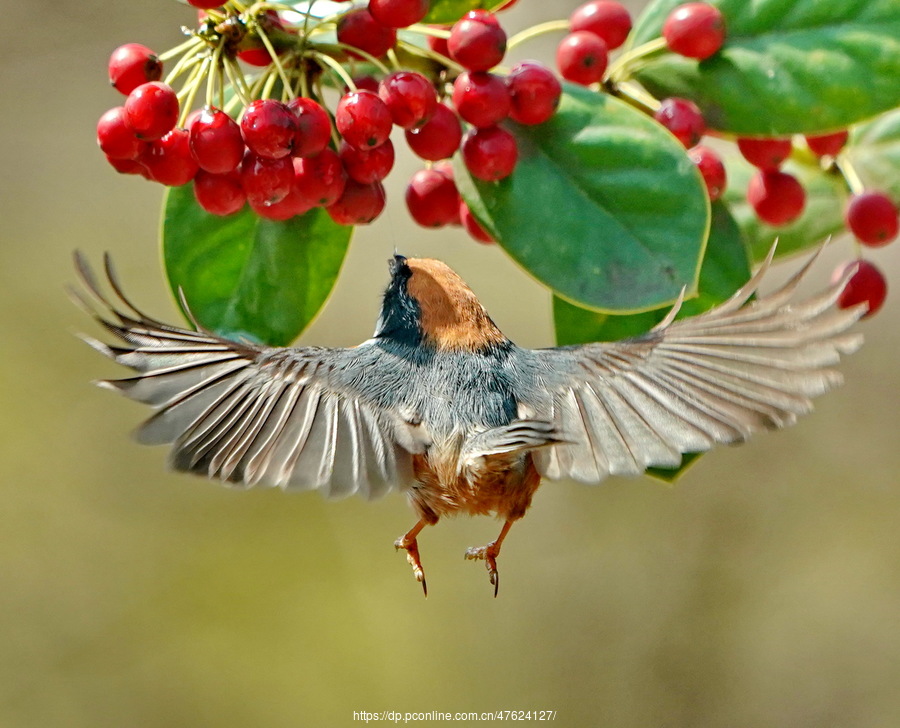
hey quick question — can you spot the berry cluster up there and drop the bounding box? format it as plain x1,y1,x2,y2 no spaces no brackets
837,189,897,317
404,10,562,240
553,2,728,203
97,2,565,243
97,1,892,316
732,129,894,316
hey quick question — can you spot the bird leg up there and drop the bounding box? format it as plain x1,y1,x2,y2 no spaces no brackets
465,519,514,597
394,518,429,597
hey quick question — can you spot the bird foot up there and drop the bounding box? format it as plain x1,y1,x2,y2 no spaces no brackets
394,534,427,597
465,541,501,597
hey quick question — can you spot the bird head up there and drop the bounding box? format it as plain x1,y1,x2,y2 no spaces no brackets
375,255,508,352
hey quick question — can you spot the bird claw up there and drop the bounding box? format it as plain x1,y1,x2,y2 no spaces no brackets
395,534,427,597
465,542,500,597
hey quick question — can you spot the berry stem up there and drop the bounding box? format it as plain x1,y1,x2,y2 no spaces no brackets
164,48,203,87
603,79,659,115
178,58,211,126
158,36,204,63
247,68,269,101
407,24,451,40
396,39,466,73
261,66,279,100
506,19,570,52
331,42,392,75
256,24,296,100
312,50,357,92
313,74,341,150
224,55,253,106
386,47,402,72
206,42,224,108
606,37,668,84
834,156,866,196
298,66,311,100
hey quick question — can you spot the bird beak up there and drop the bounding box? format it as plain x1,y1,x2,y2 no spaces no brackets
389,254,408,277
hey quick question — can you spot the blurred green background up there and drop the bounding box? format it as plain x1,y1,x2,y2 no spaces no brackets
2,2,899,726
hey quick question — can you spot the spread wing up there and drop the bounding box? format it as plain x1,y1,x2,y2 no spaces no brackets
72,253,426,499
528,248,866,483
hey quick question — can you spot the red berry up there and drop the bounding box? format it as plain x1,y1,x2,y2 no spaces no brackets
663,3,726,60
140,128,199,186
189,107,244,174
379,71,437,129
427,30,450,57
556,31,608,85
337,8,397,58
845,192,899,247
294,149,347,207
833,259,887,318
187,0,224,8
340,138,395,183
183,109,204,131
105,155,148,176
237,10,284,65
327,180,387,224
350,76,381,95
460,201,494,243
805,130,849,157
569,1,632,51
448,10,507,71
251,179,315,221
240,152,294,205
688,144,726,201
97,106,148,160
654,97,705,148
737,137,793,170
452,71,511,128
747,170,806,226
336,90,393,149
368,0,429,29
240,99,296,159
461,125,518,182
193,170,246,216
506,62,561,126
286,97,332,158
405,167,461,228
237,46,274,67
404,103,463,161
108,43,162,96
123,82,179,140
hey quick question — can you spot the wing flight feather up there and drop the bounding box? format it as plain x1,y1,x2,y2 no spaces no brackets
531,250,865,483
73,252,422,499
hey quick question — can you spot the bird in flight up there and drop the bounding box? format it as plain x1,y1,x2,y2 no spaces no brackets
73,248,864,596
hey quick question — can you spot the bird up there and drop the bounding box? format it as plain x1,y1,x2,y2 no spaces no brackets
72,247,865,596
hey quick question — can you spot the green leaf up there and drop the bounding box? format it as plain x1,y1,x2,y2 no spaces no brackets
646,452,703,483
721,147,849,263
552,201,750,345
455,83,710,313
423,0,482,25
844,107,900,201
629,0,900,135
162,186,352,347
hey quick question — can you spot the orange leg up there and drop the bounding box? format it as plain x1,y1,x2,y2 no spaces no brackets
464,519,514,597
394,519,429,597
